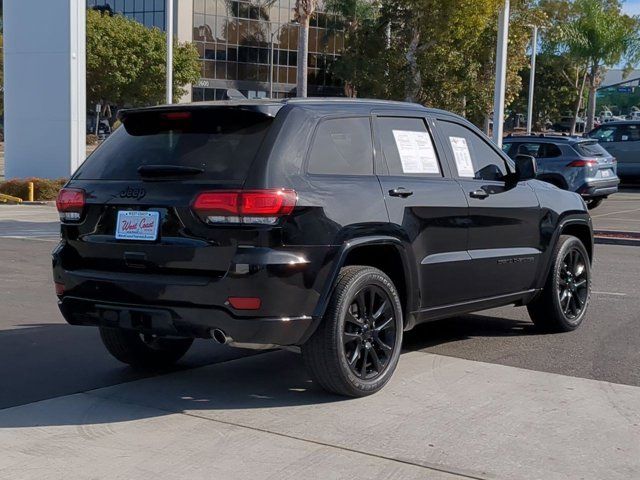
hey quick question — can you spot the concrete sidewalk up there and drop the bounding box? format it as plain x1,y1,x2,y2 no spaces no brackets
2,350,639,480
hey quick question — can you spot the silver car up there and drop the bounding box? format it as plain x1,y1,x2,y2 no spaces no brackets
587,121,640,180
503,135,619,209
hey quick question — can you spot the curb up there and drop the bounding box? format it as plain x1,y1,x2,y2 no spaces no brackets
594,230,640,247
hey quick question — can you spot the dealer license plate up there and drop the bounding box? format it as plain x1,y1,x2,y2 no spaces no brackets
115,211,160,241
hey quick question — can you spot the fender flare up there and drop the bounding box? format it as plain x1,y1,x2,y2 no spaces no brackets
300,236,419,344
536,214,593,290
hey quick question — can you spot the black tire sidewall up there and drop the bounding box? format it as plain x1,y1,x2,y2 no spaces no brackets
549,237,591,330
333,269,403,394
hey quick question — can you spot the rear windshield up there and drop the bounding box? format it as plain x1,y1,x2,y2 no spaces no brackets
73,109,273,181
573,141,609,157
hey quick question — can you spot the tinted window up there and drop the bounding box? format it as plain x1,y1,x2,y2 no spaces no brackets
573,141,609,157
438,121,509,180
307,117,373,175
377,117,442,176
589,125,618,142
544,144,562,158
74,109,273,181
618,124,640,142
517,143,543,158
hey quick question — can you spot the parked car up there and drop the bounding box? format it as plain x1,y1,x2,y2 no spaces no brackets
587,121,640,180
553,116,586,133
54,99,594,397
503,134,619,209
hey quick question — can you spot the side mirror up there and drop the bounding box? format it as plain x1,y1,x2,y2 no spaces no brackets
514,154,537,181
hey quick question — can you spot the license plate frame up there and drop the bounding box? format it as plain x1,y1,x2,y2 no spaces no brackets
115,210,160,241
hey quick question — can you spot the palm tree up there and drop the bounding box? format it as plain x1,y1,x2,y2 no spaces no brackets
559,0,640,131
294,0,318,97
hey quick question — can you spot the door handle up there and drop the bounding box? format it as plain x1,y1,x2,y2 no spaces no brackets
469,189,490,199
389,187,414,198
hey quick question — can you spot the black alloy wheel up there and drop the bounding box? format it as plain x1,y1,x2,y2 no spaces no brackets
558,247,589,320
343,285,397,380
527,235,591,332
302,266,403,397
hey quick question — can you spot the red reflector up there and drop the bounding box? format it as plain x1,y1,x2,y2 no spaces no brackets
56,188,85,212
161,111,192,120
227,297,261,310
568,160,598,167
54,282,65,296
193,189,297,216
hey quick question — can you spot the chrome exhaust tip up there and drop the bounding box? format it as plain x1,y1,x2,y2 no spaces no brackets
211,328,228,345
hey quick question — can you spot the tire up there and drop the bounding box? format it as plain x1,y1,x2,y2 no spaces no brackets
302,266,403,397
585,197,605,210
527,235,591,332
99,327,193,368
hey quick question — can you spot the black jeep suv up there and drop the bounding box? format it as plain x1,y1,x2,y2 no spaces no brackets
53,99,593,397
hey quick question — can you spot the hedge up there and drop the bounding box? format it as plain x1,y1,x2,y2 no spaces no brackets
0,178,68,201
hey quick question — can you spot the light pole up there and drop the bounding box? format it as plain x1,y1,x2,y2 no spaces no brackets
269,24,277,98
166,0,174,104
492,0,510,147
526,25,538,135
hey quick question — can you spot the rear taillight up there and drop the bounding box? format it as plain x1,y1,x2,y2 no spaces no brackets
192,189,297,225
56,188,85,222
567,159,598,167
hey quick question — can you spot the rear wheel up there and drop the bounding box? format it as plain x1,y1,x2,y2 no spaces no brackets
99,327,193,368
585,197,605,210
527,235,591,332
302,266,403,397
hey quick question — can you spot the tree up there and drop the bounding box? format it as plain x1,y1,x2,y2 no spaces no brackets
557,0,640,131
327,0,532,129
293,0,319,97
86,9,201,108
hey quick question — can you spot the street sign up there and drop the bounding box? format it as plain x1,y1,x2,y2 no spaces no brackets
617,86,635,94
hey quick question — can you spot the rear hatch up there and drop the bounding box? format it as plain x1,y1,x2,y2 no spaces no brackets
572,140,618,179
59,106,278,279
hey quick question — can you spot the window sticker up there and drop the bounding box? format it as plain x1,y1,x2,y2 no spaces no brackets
392,130,440,174
449,136,475,177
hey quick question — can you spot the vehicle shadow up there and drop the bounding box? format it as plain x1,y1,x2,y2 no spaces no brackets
0,313,541,429
402,313,538,352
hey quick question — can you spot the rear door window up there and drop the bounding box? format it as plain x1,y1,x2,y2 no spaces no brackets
73,109,273,181
307,117,373,175
376,117,442,177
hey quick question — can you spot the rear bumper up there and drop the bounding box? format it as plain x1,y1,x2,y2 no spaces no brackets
577,178,620,198
59,297,313,346
53,242,337,346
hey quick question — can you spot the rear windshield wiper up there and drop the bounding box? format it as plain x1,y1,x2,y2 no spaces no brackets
137,165,205,177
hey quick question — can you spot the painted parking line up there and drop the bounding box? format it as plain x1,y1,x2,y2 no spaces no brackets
591,207,640,218
593,291,627,297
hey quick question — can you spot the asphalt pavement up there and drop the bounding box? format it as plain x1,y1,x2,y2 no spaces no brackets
1,196,640,479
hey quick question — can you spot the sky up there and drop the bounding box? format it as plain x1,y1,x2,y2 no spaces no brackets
622,0,640,16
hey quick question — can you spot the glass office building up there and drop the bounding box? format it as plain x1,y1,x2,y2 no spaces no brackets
191,0,344,99
87,0,344,100
86,0,166,29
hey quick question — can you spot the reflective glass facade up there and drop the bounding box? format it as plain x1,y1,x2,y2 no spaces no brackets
191,0,344,99
86,0,345,100
87,0,165,29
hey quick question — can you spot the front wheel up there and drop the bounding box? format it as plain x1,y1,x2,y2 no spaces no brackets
302,266,403,397
99,327,193,368
527,235,591,332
